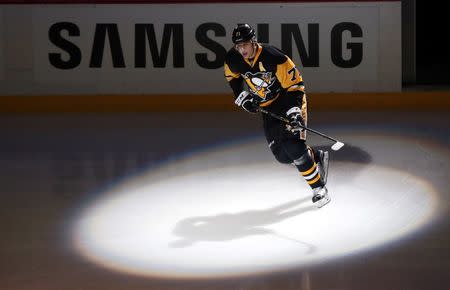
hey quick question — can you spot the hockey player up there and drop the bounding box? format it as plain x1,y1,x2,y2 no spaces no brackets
224,24,330,208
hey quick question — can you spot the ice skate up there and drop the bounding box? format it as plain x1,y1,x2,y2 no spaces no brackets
316,150,329,185
312,186,330,208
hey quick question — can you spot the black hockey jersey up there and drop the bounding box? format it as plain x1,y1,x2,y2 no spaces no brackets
224,43,305,107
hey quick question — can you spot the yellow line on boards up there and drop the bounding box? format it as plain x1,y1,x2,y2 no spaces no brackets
0,92,449,113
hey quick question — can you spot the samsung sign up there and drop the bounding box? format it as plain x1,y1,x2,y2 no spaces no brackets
48,22,363,70
1,2,400,94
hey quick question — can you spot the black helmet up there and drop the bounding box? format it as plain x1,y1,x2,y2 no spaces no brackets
232,24,256,44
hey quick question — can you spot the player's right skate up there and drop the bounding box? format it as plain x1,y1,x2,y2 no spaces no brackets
312,186,330,208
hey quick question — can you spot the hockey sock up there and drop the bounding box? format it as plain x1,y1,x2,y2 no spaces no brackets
293,151,324,189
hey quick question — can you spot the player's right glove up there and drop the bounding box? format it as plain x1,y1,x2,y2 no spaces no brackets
234,91,260,114
286,107,305,130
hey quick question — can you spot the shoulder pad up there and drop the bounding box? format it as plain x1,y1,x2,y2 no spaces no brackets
225,48,241,64
262,44,287,64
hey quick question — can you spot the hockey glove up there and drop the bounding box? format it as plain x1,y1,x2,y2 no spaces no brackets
286,107,305,130
234,91,261,114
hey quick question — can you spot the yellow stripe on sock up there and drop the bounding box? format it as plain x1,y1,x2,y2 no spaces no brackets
307,173,321,185
301,163,317,176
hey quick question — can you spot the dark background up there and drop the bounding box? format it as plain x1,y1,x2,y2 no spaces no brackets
416,2,450,84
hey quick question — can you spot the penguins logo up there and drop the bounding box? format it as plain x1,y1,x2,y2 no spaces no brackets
244,71,275,99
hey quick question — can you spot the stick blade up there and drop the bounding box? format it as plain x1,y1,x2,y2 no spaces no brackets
331,141,345,151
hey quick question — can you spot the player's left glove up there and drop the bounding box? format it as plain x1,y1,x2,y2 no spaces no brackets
286,107,305,130
234,91,261,114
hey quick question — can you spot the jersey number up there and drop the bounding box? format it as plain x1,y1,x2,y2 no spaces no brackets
288,67,297,81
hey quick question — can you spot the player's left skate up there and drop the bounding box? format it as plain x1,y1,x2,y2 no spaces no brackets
316,150,329,185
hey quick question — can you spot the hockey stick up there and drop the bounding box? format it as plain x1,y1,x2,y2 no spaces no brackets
258,108,345,151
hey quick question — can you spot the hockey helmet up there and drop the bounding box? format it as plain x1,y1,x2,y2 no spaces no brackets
232,24,256,44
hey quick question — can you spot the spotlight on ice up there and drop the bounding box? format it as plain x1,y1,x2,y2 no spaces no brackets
72,134,443,279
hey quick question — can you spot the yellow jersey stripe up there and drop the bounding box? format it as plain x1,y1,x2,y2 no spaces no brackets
260,93,280,107
275,58,303,89
224,63,240,81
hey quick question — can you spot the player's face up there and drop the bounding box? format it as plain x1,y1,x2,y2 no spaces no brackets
235,41,256,59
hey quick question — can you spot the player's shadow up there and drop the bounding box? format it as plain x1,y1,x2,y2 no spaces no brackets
316,143,372,164
315,143,372,184
169,197,317,253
